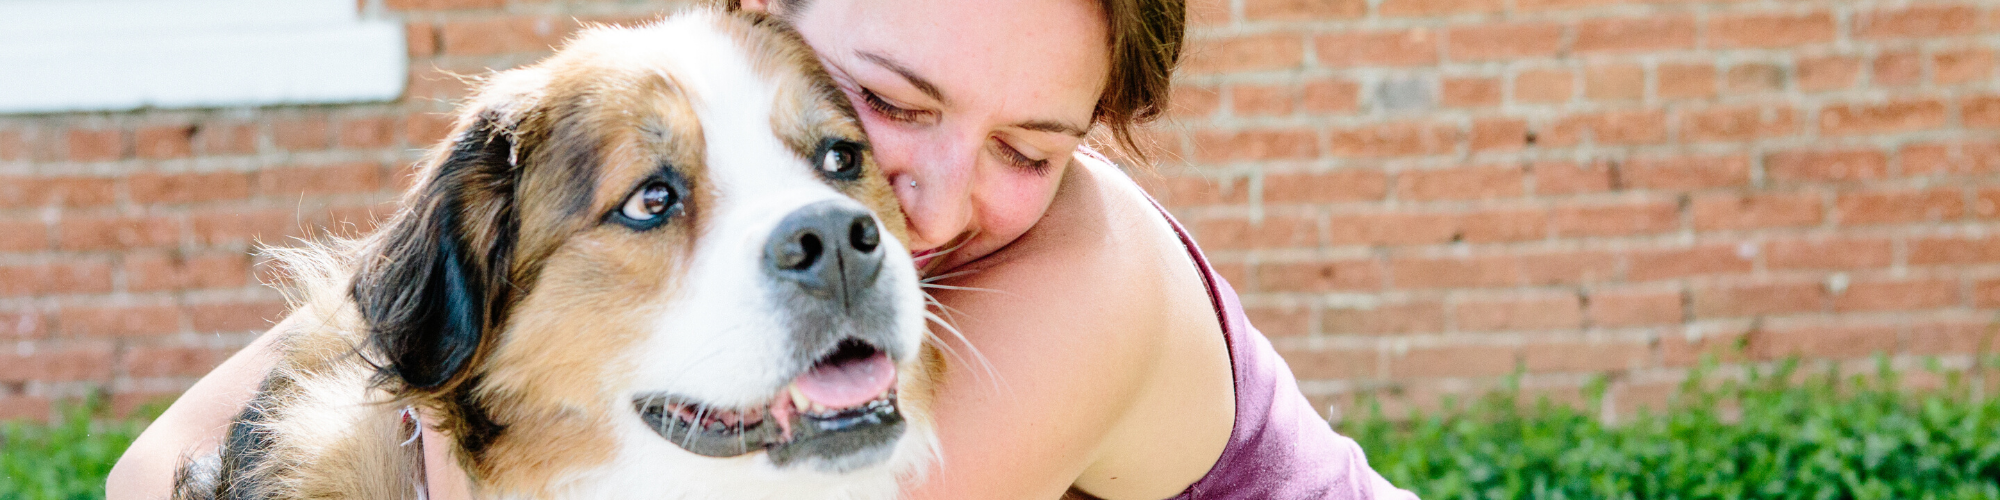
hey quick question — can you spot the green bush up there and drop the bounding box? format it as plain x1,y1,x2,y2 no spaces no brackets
1345,357,2000,500
0,399,151,500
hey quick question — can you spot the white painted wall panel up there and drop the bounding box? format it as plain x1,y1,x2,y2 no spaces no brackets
0,0,408,114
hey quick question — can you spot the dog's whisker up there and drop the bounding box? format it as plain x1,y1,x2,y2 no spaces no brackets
921,310,1005,393
917,283,999,293
918,268,979,284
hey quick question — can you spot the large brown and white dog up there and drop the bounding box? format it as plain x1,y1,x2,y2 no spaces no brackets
174,7,939,499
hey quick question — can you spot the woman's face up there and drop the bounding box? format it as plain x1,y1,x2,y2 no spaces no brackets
743,0,1110,271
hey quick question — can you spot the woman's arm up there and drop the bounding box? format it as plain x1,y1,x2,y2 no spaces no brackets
105,317,288,500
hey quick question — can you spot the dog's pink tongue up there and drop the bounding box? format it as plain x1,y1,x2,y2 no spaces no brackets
795,352,896,409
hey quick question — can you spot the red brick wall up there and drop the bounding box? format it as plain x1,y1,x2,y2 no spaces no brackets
1,0,1996,422
1149,0,2000,418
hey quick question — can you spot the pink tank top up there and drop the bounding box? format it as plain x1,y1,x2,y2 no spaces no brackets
1147,194,1418,500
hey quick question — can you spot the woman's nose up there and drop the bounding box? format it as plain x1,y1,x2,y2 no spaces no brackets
896,138,978,251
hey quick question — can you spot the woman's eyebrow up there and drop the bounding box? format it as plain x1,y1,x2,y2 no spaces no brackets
856,51,947,106
1015,119,1089,138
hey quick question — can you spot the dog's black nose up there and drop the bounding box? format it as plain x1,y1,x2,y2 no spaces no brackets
765,200,884,309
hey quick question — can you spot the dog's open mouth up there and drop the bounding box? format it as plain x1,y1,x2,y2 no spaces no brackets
634,338,904,466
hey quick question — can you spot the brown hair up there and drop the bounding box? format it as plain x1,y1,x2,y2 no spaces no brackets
730,0,1186,166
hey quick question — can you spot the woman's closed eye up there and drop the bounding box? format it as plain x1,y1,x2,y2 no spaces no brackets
993,140,1051,175
860,88,935,124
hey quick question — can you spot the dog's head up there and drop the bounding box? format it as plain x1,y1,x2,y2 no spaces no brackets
348,8,934,497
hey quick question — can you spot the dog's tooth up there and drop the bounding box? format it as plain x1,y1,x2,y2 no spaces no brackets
788,384,810,412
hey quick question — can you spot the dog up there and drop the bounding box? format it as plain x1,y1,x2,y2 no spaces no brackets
172,7,940,499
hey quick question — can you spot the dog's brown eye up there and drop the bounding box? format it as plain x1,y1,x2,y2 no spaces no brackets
621,182,677,222
815,139,864,181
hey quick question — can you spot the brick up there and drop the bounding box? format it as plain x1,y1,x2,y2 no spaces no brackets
1280,347,1378,380
1324,300,1445,335
1724,63,1786,93
1447,23,1564,62
0,311,46,339
0,262,113,297
1575,109,1668,145
56,304,181,336
1327,121,1456,158
129,171,252,204
1910,236,2000,265
1513,69,1574,103
1576,16,1696,53
57,215,182,251
405,22,438,58
1524,341,1650,373
1302,79,1361,114
336,116,400,149
1797,55,1861,92
1588,288,1683,327
1519,251,1619,286
1143,174,1247,207
0,396,52,421
1909,322,1993,355
186,301,286,332
189,208,310,246
1750,324,1897,360
1628,245,1753,281
1584,64,1645,102
1379,0,1503,17
1834,188,1963,226
1230,84,1293,117
0,221,47,252
1184,33,1306,74
1245,305,1312,338
1187,0,1230,27
1390,345,1518,378
1263,170,1387,203
1765,149,1889,183
439,16,571,57
1693,281,1827,317
1469,119,1529,152
1680,105,1797,143
1194,128,1318,162
1169,84,1220,120
1833,279,1958,312
1965,95,2000,129
1245,0,1366,20
1934,49,1996,85
1440,78,1500,108
1551,200,1678,237
1854,5,1982,39
195,122,259,155
1532,160,1612,194
125,252,252,292
1765,236,1893,270
385,0,503,10
67,128,128,161
1660,328,1750,367
1871,51,1925,87
1455,294,1581,332
1980,188,2000,218
1391,255,1523,289
1818,99,1947,136
1395,165,1522,201
0,346,113,382
0,128,25,161
1257,259,1383,292
1459,209,1547,243
134,125,195,160
1657,63,1717,100
1326,212,1457,246
1977,279,2000,307
256,162,388,197
1708,11,1836,48
1314,29,1438,67
1188,215,1320,250
123,347,228,378
271,117,331,152
1691,192,1823,230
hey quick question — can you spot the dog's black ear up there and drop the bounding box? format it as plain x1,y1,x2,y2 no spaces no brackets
351,112,520,391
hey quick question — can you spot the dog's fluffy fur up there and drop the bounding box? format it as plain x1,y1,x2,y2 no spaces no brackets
174,8,939,499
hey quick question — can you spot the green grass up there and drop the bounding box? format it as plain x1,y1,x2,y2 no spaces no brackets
0,399,152,500
1344,356,2000,500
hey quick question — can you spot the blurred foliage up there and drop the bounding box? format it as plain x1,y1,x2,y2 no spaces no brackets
0,398,156,500
1346,356,2000,500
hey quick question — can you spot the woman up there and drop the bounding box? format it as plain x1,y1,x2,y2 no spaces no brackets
108,0,1414,497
